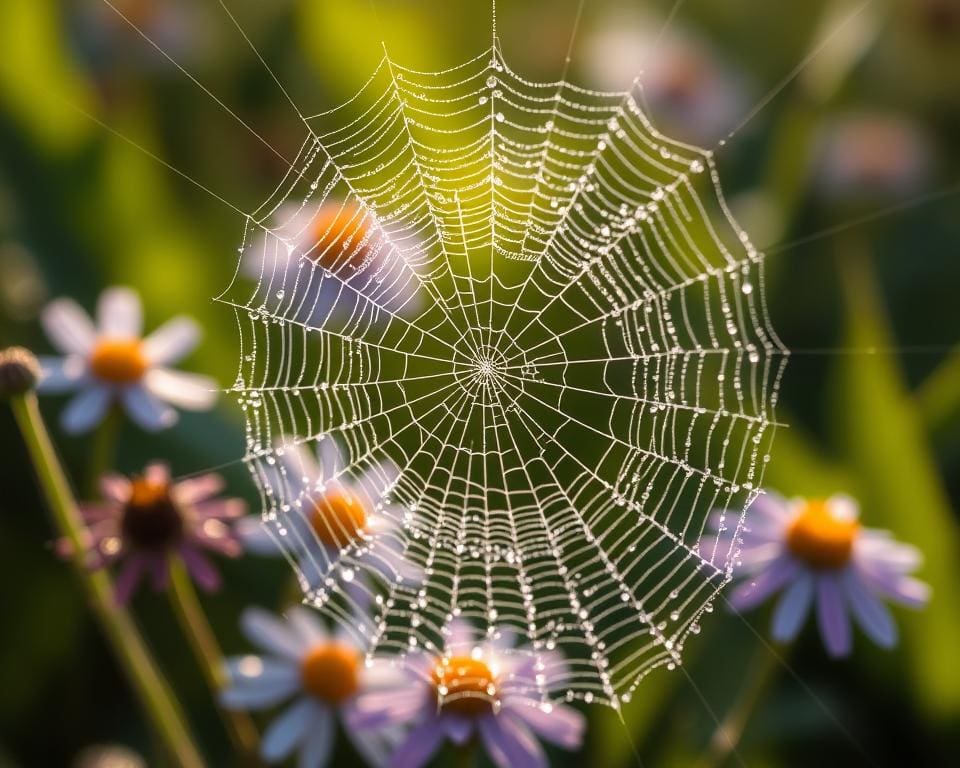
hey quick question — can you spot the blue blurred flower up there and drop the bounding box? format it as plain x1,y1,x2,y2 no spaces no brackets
701,493,931,657
238,436,420,592
37,287,217,433
244,201,422,326
221,606,401,767
350,619,586,768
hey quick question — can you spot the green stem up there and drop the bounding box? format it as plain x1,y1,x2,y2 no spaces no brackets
87,405,121,498
695,643,783,768
10,393,205,768
168,557,261,764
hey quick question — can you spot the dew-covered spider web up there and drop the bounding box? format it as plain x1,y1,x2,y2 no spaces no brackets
218,39,788,708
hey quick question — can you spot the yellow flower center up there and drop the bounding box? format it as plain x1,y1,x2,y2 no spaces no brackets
309,489,367,549
311,203,370,271
300,643,359,703
786,500,859,570
90,338,148,384
432,656,498,716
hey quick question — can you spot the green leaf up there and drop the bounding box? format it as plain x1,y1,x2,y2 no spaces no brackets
833,247,960,718
0,0,94,153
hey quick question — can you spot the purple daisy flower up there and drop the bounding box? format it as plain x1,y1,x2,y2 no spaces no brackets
815,112,932,202
37,286,217,434
63,462,244,603
701,493,931,657
221,606,402,768
582,10,748,148
349,620,586,768
237,436,420,592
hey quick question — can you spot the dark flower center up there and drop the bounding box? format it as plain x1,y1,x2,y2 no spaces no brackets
120,478,184,551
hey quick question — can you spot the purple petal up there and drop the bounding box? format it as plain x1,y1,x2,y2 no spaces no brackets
505,698,585,750
856,535,923,573
770,572,814,642
97,287,142,337
143,368,217,411
729,557,799,612
296,709,334,768
173,474,225,505
816,574,852,658
122,386,177,431
42,298,96,355
843,571,897,649
147,554,170,591
261,697,320,763
442,714,474,745
62,386,113,434
860,570,931,609
194,498,246,521
178,545,221,592
478,713,547,768
387,718,446,768
113,556,148,604
349,685,429,730
37,356,87,394
142,317,200,366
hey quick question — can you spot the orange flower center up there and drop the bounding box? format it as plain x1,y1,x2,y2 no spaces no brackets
300,643,360,703
309,489,367,549
121,477,183,551
432,656,498,716
90,338,148,384
786,500,859,570
310,203,370,271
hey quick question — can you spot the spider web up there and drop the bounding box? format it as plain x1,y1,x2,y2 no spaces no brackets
218,40,788,708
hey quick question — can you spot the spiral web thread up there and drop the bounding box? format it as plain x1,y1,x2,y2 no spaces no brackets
218,40,788,708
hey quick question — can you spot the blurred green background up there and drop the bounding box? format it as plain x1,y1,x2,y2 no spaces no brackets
1,0,959,765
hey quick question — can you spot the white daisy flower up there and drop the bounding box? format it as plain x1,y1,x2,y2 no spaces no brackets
243,200,422,325
37,286,217,433
222,606,402,767
239,436,421,592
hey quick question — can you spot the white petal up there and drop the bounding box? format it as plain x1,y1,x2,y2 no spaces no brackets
241,607,308,660
827,494,860,523
142,317,200,365
143,368,218,410
37,356,87,394
122,385,178,431
97,287,142,337
317,435,342,480
236,516,284,556
285,606,329,647
61,386,113,434
261,698,319,763
770,572,814,643
280,440,321,486
42,298,96,355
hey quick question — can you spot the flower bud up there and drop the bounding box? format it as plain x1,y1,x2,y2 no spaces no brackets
0,346,42,398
